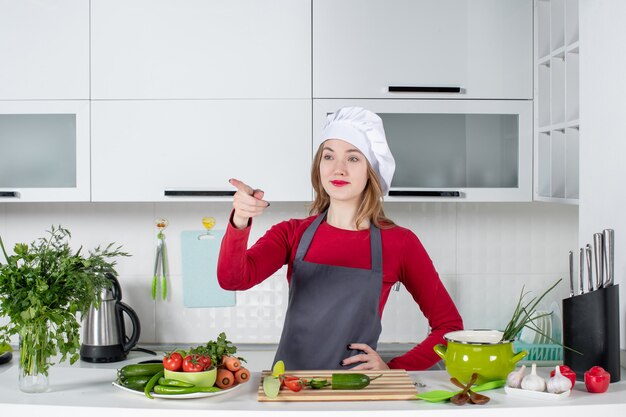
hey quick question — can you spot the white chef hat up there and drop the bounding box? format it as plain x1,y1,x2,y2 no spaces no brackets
316,107,396,195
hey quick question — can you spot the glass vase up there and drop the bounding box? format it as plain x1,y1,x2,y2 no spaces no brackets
18,323,50,393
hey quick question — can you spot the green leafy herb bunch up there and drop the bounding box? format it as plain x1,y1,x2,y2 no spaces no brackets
0,225,130,376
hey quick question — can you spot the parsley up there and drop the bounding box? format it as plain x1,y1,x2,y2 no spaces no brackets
192,332,241,367
0,225,129,376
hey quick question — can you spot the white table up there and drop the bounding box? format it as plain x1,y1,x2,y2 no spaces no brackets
1,352,625,417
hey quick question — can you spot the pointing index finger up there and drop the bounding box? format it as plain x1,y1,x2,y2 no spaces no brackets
228,178,254,195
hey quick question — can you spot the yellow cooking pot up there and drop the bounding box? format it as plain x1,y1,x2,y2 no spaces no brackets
434,330,527,385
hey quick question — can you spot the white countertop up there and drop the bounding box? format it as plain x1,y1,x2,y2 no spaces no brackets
1,351,625,417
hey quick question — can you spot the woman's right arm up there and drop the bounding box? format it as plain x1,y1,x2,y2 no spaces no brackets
217,212,294,290
217,178,287,290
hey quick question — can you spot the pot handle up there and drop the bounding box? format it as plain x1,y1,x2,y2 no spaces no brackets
433,344,447,360
510,350,528,364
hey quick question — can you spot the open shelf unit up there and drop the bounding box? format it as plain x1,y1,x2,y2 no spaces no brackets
534,0,579,204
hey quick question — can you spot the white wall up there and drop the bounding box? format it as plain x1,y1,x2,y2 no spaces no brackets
579,0,626,350
0,201,577,347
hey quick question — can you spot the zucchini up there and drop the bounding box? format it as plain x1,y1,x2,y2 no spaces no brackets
331,373,382,390
118,363,164,378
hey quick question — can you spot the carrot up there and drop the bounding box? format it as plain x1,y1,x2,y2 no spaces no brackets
221,355,241,372
234,367,250,384
216,368,235,389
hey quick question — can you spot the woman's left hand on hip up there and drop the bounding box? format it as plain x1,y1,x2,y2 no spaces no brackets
342,343,390,370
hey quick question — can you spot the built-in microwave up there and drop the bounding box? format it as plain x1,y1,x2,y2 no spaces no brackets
313,99,532,202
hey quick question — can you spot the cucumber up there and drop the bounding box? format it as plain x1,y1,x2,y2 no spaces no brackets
118,375,151,391
308,378,330,389
331,373,382,390
118,363,164,378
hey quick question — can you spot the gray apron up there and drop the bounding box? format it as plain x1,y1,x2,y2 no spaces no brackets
273,211,383,370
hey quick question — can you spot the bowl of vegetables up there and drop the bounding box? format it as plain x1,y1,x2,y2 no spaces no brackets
163,352,217,387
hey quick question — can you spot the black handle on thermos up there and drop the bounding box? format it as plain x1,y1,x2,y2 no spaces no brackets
117,301,141,354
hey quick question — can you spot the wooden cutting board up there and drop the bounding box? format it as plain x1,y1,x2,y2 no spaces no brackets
257,369,417,402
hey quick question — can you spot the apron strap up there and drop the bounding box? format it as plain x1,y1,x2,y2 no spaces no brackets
370,224,382,274
295,211,327,261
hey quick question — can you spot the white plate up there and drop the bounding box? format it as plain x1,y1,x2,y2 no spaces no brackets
505,385,570,401
112,381,243,399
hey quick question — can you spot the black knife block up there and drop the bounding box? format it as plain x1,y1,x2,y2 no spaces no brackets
562,284,620,382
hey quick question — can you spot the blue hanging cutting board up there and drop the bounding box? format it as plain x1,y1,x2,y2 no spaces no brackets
180,230,236,307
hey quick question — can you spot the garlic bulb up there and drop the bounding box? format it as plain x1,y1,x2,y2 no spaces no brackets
547,365,572,394
506,364,527,388
521,363,546,392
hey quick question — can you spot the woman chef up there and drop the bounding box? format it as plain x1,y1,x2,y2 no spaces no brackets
217,107,463,371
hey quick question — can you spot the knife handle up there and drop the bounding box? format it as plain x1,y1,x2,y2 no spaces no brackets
585,244,593,292
578,248,585,295
593,233,604,290
603,229,614,287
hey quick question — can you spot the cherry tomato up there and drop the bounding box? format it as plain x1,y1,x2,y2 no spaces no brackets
283,376,304,392
584,366,610,393
162,352,183,371
182,354,205,372
198,355,212,370
550,365,576,389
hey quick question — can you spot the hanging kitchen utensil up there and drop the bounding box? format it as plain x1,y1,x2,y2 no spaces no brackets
199,216,216,240
152,218,169,301
603,229,614,287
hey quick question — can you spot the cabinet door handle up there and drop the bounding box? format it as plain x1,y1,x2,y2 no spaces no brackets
0,191,19,198
388,190,461,197
164,190,236,197
388,86,462,93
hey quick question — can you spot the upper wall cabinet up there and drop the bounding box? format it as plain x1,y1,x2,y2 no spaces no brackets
91,100,312,202
0,100,91,202
0,0,89,100
313,0,533,100
91,0,311,99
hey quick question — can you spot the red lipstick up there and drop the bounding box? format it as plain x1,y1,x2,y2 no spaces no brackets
330,180,349,187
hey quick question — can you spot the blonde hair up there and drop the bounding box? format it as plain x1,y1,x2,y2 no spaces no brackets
309,144,396,230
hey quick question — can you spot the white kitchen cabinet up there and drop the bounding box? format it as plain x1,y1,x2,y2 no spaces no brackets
313,0,533,100
534,0,579,204
91,0,311,99
91,100,312,202
314,99,533,202
0,0,89,100
0,101,90,202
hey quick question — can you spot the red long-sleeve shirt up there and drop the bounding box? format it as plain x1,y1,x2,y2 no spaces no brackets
217,212,463,370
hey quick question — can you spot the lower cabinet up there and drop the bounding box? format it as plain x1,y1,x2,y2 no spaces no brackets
91,100,312,202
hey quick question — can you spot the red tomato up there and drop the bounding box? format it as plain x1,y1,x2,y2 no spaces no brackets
182,354,206,372
549,365,577,389
198,355,212,370
162,352,183,371
584,366,610,393
283,376,304,392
